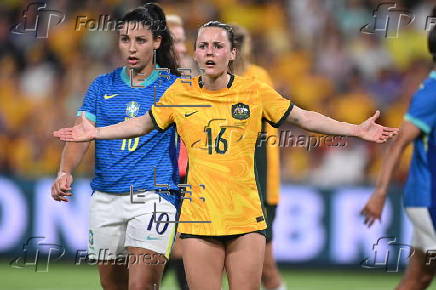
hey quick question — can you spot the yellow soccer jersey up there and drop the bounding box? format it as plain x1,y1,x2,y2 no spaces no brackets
150,75,292,236
243,64,280,205
243,64,273,86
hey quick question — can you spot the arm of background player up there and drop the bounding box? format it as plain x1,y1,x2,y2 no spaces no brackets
287,106,398,143
53,112,154,142
51,116,93,202
360,121,420,227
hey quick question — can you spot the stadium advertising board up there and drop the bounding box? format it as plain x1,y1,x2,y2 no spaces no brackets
0,177,411,266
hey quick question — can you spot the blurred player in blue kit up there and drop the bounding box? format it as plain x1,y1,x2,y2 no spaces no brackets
50,4,181,289
362,9,436,290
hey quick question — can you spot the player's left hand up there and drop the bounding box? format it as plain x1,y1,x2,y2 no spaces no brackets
355,111,399,143
360,191,387,227
51,172,73,202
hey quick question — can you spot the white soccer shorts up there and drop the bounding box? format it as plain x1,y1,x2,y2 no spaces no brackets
406,207,436,252
88,190,177,261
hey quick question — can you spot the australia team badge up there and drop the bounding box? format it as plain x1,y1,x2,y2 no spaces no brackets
231,103,250,120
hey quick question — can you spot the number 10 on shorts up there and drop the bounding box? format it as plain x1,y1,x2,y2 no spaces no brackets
147,212,170,235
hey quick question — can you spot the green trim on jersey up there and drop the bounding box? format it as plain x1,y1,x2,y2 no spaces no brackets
405,114,431,134
76,110,96,122
120,66,161,88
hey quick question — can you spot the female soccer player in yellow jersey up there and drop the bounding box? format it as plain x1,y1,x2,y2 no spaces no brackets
54,21,399,290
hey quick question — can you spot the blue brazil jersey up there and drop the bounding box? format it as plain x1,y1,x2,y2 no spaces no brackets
77,67,179,204
404,71,436,208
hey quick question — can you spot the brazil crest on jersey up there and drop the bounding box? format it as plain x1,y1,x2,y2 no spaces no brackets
77,67,179,205
404,71,436,208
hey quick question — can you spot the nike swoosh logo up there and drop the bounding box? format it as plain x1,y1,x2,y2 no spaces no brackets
103,94,118,100
184,111,198,117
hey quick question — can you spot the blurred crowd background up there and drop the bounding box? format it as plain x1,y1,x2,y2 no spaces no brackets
0,0,433,187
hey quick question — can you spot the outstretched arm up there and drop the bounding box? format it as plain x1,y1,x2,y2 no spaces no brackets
287,106,398,143
52,116,91,202
54,112,155,142
360,121,420,227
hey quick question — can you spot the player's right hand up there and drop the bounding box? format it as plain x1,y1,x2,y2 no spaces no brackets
360,190,387,228
53,112,97,142
51,172,73,202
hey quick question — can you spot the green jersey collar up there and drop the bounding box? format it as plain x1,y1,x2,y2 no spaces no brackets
121,65,160,87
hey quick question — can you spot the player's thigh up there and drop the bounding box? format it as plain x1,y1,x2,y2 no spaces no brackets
407,248,436,276
263,242,275,269
171,232,183,258
399,248,436,289
89,191,127,261
125,193,177,260
124,194,177,287
97,264,129,290
225,232,266,290
401,208,436,285
261,242,283,288
180,236,226,290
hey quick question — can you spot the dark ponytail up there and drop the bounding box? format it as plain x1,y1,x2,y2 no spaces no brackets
121,3,180,76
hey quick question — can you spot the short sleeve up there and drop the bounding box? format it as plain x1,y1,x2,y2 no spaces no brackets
404,83,436,134
150,87,176,132
76,77,101,122
259,82,293,128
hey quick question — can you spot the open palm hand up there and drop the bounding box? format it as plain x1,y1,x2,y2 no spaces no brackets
356,111,399,143
53,113,97,142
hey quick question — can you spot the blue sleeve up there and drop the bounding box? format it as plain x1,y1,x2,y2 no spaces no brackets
76,76,103,122
405,83,436,134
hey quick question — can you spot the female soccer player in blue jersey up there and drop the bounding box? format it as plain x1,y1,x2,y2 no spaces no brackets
54,21,398,290
361,11,436,289
51,4,180,290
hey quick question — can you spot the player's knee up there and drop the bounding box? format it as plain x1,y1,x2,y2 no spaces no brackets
418,273,434,288
238,276,262,290
100,277,127,290
262,264,276,281
128,280,159,290
396,274,434,290
262,267,272,281
247,282,262,290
